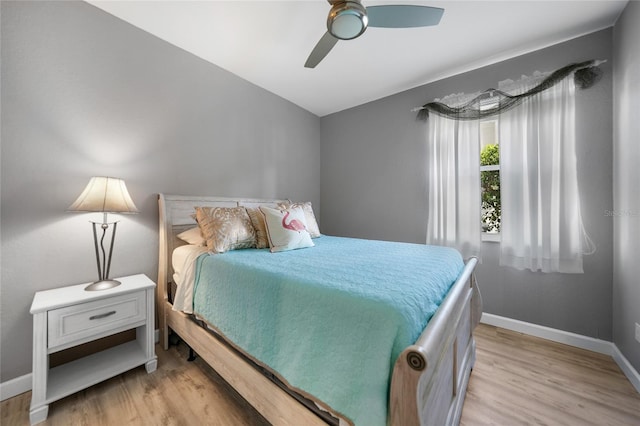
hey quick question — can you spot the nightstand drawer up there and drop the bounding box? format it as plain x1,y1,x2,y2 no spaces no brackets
47,291,146,350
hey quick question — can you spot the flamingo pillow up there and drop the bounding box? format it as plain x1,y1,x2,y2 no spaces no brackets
277,201,321,238
259,206,315,253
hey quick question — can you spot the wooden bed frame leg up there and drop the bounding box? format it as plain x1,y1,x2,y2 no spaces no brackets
161,320,169,350
157,289,170,350
188,347,197,362
168,332,181,346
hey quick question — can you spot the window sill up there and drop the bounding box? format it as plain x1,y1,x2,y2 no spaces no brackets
482,233,500,243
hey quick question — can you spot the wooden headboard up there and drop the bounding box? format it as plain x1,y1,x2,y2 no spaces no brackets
157,194,288,304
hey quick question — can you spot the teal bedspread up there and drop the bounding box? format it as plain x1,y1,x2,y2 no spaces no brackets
192,236,463,425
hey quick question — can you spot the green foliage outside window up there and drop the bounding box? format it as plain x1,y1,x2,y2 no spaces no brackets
481,144,501,233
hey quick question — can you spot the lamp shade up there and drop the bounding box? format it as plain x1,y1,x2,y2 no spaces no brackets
68,177,139,214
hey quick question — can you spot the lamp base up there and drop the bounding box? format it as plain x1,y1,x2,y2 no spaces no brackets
84,279,121,291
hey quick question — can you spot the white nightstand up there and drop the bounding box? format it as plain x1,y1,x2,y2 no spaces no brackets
29,274,157,425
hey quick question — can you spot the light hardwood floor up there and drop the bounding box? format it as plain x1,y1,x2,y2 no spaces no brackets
461,325,639,426
2,324,639,425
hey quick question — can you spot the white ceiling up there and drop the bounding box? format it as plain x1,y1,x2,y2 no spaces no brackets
88,0,627,117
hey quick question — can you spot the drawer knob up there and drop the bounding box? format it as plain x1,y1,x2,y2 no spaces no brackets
89,311,117,320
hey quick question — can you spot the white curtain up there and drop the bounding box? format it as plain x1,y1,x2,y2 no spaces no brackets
426,96,481,259
499,73,594,273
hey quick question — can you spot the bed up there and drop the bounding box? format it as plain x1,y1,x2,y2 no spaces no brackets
157,194,482,426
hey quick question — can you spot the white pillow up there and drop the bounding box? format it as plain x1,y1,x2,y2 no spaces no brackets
176,227,206,246
259,206,314,253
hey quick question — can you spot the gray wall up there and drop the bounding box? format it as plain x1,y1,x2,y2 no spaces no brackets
1,1,321,382
613,1,640,371
321,29,614,340
2,0,636,387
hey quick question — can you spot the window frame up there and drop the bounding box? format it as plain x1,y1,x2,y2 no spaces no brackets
479,113,501,242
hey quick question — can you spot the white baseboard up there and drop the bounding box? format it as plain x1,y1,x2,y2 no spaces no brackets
481,313,640,393
1,329,162,402
612,344,640,393
0,373,31,401
481,313,614,354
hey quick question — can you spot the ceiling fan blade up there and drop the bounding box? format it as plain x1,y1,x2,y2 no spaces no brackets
305,31,339,68
366,5,444,28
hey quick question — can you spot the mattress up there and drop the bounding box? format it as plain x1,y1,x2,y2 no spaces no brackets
172,244,208,313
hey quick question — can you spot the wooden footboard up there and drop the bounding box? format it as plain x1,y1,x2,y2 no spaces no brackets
157,194,481,426
390,257,481,426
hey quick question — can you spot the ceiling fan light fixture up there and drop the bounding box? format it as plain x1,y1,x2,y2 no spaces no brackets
306,1,444,68
328,1,368,40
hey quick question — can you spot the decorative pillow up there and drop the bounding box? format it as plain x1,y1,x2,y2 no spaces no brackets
259,206,314,253
176,226,206,246
277,201,321,238
245,207,269,249
195,206,256,253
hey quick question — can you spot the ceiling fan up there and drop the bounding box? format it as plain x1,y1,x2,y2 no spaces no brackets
305,1,444,68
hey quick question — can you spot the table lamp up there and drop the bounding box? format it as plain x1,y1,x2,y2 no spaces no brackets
68,177,139,291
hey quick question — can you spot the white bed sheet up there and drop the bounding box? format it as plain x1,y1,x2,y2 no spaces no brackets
172,244,208,313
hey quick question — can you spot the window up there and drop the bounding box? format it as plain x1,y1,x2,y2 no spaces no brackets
425,65,595,270
480,118,500,239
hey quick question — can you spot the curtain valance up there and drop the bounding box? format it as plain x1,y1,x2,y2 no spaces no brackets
415,60,604,122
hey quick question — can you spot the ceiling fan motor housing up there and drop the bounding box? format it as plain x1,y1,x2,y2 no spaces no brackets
328,1,368,40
